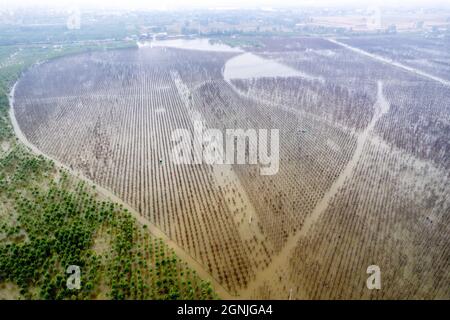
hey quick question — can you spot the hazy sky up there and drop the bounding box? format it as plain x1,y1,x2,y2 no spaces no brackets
2,0,450,10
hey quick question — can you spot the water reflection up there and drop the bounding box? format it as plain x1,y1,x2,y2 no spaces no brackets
224,52,306,81
138,38,243,53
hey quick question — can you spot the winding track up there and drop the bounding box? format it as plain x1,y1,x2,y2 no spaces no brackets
8,80,234,300
237,80,390,297
10,38,437,298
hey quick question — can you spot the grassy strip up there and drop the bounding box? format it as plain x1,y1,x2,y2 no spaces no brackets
0,43,217,300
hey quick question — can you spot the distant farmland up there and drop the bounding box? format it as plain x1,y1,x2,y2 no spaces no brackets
12,36,450,299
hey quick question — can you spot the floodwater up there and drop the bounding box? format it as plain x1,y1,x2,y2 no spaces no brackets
240,80,391,298
138,38,243,53
9,78,234,300
223,52,310,81
139,38,317,83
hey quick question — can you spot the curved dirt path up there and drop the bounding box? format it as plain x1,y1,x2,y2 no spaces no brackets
8,81,234,300
238,80,390,298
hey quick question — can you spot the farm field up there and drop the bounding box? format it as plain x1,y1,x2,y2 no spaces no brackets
338,35,450,82
11,35,450,299
0,43,218,300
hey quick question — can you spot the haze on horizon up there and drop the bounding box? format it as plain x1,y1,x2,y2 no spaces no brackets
2,0,450,10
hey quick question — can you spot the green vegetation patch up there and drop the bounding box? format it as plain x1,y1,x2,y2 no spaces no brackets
0,42,217,300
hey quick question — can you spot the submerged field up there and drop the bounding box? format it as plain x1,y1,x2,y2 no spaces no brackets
0,43,218,300
12,36,450,299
